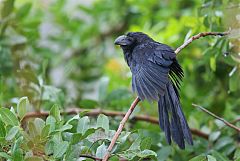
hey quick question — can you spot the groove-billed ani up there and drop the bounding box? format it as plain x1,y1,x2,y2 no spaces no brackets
114,32,193,149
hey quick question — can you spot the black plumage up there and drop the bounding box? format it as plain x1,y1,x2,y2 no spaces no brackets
114,32,193,149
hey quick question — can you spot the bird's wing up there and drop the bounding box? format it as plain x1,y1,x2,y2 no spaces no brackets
131,42,179,101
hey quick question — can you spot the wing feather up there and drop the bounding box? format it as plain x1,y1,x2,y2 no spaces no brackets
138,74,154,100
130,42,183,101
132,75,144,99
139,72,159,100
141,67,166,94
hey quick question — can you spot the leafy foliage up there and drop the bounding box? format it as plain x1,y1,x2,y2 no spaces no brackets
0,99,157,160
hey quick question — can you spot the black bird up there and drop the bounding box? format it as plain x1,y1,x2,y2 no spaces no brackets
114,32,193,149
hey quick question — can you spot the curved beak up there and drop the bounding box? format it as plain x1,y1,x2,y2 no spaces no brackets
114,35,133,46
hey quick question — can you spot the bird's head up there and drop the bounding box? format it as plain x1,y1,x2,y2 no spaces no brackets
114,32,153,49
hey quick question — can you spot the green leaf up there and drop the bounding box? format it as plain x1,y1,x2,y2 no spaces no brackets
118,150,139,160
81,128,96,140
87,129,113,143
96,142,108,159
5,126,19,140
224,143,237,156
0,107,19,126
41,124,50,139
0,137,4,142
157,146,172,161
118,131,131,143
19,130,31,141
229,71,239,92
70,133,82,145
184,30,192,43
0,120,6,137
77,116,90,134
16,3,32,19
28,121,38,138
34,118,45,135
234,149,240,160
140,137,152,150
129,136,141,150
17,97,29,120
0,152,12,160
1,0,14,18
214,137,233,150
56,124,73,132
12,137,24,161
97,114,109,132
10,107,17,116
53,141,69,159
69,129,96,145
209,131,221,142
12,149,24,161
50,104,61,122
64,145,74,161
189,155,207,161
207,155,217,161
211,151,230,161
79,99,99,108
210,57,216,71
46,116,56,132
137,149,157,158
45,140,54,155
66,114,80,124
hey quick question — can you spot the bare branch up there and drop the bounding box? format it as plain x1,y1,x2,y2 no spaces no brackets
231,118,240,124
79,154,102,161
192,103,240,132
102,97,141,161
175,31,229,54
22,107,209,139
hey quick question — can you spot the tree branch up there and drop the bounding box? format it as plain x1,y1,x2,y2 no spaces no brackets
231,118,240,124
192,103,240,132
103,31,229,160
79,154,102,161
174,31,229,54
22,107,209,139
102,97,140,160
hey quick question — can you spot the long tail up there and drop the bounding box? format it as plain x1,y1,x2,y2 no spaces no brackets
158,82,193,149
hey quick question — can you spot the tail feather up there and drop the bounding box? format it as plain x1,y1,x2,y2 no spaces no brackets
158,95,171,144
158,82,193,149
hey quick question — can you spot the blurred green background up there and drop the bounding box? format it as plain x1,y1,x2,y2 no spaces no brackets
0,0,240,160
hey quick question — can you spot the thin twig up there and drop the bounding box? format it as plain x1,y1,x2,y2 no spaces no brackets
79,154,102,161
175,31,229,54
102,97,141,161
22,107,209,139
231,118,240,124
192,103,240,132
103,31,229,160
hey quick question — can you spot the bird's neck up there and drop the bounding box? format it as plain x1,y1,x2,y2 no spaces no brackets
124,52,132,67
122,48,133,67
